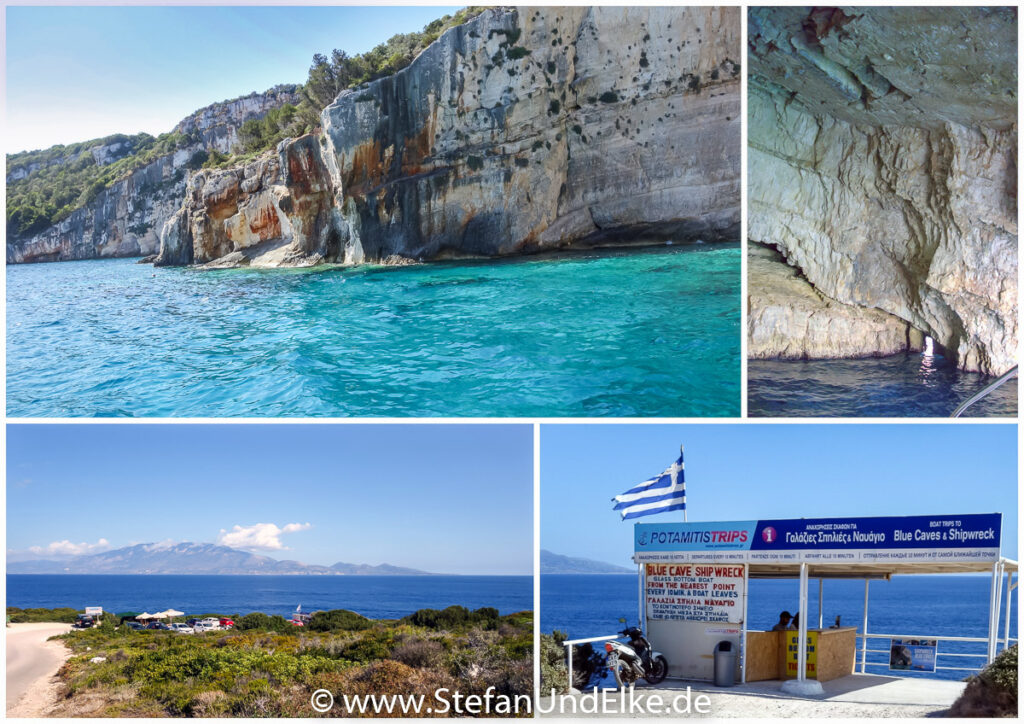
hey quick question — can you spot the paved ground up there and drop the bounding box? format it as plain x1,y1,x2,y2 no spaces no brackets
6,623,73,717
537,674,966,718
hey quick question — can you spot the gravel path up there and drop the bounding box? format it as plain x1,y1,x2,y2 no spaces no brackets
6,623,73,717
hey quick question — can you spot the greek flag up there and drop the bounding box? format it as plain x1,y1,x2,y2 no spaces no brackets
612,449,685,520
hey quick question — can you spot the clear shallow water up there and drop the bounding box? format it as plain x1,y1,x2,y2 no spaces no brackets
541,574,1015,681
7,246,740,417
749,354,1018,417
6,574,531,619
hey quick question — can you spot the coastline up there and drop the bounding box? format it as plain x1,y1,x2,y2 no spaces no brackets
6,237,740,269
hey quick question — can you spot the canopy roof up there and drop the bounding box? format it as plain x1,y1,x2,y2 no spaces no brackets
747,557,1018,579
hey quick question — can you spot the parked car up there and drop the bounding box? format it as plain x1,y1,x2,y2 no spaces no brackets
186,618,201,627
192,622,217,633
200,618,221,629
219,618,235,629
73,614,97,629
145,622,171,630
168,623,194,634
290,619,305,627
124,621,144,631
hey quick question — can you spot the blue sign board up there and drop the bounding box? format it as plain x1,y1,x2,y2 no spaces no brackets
635,514,1001,564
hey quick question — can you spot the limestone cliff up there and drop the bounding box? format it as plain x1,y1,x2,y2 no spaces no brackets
172,84,301,155
6,86,301,264
157,7,741,268
7,150,196,263
747,7,1017,375
749,243,921,360
157,136,335,268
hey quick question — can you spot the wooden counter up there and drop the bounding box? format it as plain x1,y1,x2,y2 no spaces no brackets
744,627,857,682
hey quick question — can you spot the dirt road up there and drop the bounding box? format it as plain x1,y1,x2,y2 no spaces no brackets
6,623,73,717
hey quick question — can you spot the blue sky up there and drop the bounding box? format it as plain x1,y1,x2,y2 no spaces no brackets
5,5,461,153
542,424,1019,568
6,424,532,575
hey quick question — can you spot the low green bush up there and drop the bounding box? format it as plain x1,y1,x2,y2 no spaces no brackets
7,606,80,623
949,645,1017,717
50,607,533,717
307,609,374,632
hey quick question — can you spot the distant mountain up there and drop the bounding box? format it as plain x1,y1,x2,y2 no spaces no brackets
540,549,633,574
331,561,430,575
7,542,433,576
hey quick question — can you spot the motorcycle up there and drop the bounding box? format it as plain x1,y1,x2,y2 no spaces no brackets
604,621,668,688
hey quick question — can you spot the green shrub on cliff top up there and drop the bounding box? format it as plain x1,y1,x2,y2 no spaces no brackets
404,605,501,630
949,645,1017,717
6,131,192,239
307,609,375,632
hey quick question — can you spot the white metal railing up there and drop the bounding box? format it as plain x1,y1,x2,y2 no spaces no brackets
857,633,1018,675
561,635,618,692
951,365,1018,417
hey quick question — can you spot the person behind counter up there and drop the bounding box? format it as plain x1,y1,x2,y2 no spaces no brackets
771,611,792,631
790,612,800,630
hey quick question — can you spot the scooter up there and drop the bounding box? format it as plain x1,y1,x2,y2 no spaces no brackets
604,620,668,688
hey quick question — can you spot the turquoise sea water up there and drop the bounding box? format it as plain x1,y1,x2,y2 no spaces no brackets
6,245,740,417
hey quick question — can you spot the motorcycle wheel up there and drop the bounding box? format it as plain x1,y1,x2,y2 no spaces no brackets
645,655,668,684
612,660,630,690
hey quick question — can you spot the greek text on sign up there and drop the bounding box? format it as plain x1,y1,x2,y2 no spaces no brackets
645,563,744,623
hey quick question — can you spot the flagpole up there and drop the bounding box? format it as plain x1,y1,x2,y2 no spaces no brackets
681,444,687,522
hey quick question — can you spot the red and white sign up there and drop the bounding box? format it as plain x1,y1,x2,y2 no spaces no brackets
645,563,744,624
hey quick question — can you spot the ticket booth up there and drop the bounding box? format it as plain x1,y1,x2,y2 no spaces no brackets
633,513,1011,694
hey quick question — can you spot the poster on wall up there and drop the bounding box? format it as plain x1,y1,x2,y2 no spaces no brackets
784,630,818,678
889,639,938,672
645,563,744,623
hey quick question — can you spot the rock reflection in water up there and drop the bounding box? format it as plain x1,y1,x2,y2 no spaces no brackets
748,353,1018,418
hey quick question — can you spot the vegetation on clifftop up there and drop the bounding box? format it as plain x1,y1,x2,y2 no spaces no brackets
6,7,487,239
948,644,1017,717
231,6,486,157
46,606,531,717
6,132,194,238
7,606,84,623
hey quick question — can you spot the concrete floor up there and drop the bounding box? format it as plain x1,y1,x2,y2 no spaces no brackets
537,674,967,718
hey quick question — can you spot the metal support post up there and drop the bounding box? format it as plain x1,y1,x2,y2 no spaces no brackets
860,579,869,674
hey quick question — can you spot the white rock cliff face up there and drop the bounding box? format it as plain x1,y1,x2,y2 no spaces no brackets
158,7,741,268
749,243,920,360
172,85,301,155
6,152,189,263
7,86,300,264
747,7,1017,375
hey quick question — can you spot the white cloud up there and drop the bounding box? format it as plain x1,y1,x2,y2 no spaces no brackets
29,538,111,557
217,523,312,551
